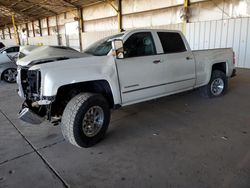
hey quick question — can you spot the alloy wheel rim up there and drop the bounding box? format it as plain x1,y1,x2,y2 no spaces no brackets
82,106,104,137
211,78,224,96
3,69,17,82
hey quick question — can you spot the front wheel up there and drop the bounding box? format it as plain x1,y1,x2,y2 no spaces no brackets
2,68,17,83
200,70,228,98
61,93,110,148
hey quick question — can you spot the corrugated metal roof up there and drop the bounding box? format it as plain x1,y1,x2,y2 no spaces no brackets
0,0,104,28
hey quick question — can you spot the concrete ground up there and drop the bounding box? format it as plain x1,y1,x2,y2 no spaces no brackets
0,68,250,188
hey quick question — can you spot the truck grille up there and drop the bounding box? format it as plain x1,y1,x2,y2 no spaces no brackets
20,67,41,100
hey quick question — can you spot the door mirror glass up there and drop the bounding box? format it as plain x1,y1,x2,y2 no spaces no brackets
112,39,124,59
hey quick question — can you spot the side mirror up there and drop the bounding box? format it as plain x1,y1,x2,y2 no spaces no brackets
2,51,7,54
112,39,124,59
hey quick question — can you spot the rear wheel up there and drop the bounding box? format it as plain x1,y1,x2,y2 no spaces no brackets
61,93,110,148
2,68,17,83
200,70,228,98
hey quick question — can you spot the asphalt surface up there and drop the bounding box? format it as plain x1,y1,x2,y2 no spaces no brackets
0,68,250,188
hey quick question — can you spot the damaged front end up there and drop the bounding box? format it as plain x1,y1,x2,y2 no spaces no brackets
16,45,86,125
19,105,45,125
17,66,55,125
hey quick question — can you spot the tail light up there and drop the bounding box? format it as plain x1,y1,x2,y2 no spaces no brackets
233,51,236,65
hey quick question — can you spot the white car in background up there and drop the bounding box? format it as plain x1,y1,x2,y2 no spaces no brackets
0,46,20,61
0,52,17,83
0,45,20,83
0,45,41,83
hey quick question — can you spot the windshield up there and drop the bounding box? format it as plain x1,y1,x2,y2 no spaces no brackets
84,33,124,56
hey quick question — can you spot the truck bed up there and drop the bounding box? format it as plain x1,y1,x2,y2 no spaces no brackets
192,48,235,87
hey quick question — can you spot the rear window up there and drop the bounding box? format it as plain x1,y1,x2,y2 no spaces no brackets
157,32,186,54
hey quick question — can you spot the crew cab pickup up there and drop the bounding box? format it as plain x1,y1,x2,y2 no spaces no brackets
16,29,236,148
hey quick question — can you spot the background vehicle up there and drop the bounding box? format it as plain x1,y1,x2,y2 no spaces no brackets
0,45,20,61
0,42,5,49
16,29,236,148
0,52,17,83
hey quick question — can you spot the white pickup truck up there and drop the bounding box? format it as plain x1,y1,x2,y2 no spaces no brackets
17,29,236,148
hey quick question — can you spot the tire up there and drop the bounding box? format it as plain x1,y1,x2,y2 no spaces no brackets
2,68,17,83
200,70,228,98
61,93,110,148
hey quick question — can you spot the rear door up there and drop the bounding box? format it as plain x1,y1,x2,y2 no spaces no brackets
156,31,196,93
116,31,166,104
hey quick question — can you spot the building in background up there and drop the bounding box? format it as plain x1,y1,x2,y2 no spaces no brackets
0,0,250,68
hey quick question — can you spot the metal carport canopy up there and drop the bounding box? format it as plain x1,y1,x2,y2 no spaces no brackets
0,0,105,28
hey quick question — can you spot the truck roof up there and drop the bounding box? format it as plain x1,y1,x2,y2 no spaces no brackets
123,28,181,34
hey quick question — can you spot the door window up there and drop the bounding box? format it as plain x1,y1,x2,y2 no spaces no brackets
124,32,156,58
157,32,186,54
14,46,20,52
5,47,15,53
5,46,19,53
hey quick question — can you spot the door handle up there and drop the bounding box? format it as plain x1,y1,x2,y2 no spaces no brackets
153,60,161,64
186,57,193,60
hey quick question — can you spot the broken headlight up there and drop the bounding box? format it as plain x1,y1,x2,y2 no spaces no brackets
21,69,41,100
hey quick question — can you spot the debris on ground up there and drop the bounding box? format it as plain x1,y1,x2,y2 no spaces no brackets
0,176,5,182
8,170,15,174
221,136,228,140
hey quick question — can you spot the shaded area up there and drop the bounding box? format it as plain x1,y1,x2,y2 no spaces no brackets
0,0,104,27
0,68,249,188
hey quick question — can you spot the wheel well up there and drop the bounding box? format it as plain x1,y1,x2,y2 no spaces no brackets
1,69,7,80
51,80,114,117
212,62,226,74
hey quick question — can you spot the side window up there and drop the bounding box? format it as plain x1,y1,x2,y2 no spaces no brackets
157,32,186,54
124,32,156,58
14,47,20,52
5,47,14,53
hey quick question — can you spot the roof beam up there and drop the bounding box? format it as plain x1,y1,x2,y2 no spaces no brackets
10,0,23,8
0,2,31,20
60,0,79,8
21,0,57,15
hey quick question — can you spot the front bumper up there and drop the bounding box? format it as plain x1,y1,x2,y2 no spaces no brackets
19,107,44,124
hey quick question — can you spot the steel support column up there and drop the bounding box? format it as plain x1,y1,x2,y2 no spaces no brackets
38,19,42,36
12,15,20,45
25,23,29,37
2,29,5,40
25,23,29,45
8,27,11,39
117,0,122,32
106,0,122,32
182,0,189,35
78,8,83,51
32,21,35,37
55,15,61,45
46,17,50,36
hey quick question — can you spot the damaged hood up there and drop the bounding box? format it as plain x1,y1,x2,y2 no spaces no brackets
16,45,89,66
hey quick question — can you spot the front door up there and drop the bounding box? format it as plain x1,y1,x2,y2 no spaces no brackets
116,32,165,104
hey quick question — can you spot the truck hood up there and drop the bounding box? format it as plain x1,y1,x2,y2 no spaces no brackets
16,45,89,66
